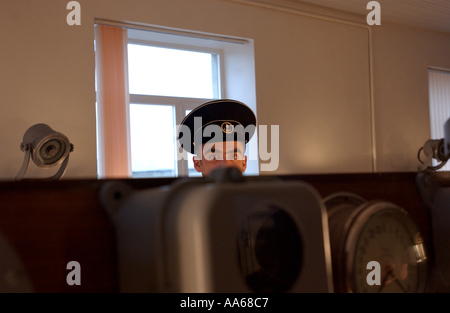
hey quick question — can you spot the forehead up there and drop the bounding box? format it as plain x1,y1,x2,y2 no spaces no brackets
202,141,245,152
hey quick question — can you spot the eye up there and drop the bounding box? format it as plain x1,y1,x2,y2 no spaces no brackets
232,153,243,160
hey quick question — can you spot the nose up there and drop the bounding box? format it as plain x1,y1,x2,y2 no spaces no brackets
213,157,237,169
215,159,232,167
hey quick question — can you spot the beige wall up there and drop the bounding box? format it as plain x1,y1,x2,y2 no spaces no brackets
372,24,450,172
1,0,450,180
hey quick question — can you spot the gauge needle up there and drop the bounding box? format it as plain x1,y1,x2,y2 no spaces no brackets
377,269,392,293
386,269,408,293
378,269,408,293
393,276,408,293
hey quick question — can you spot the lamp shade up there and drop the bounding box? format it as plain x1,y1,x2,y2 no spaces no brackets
22,124,71,168
16,124,73,181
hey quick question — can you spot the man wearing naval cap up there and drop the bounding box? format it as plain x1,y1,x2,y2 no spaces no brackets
178,99,256,177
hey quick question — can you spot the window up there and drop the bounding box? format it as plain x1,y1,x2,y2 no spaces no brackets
428,68,450,171
95,21,258,178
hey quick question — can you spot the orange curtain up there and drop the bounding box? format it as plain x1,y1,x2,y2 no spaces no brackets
95,24,130,178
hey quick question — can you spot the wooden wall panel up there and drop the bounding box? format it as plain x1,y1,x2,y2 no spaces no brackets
0,172,432,292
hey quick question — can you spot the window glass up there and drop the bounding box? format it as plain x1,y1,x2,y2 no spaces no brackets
130,104,176,177
128,44,217,99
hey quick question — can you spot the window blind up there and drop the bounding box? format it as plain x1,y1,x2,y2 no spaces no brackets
95,24,131,178
428,68,450,171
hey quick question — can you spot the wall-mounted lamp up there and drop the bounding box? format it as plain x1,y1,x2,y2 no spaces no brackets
418,118,450,172
417,139,448,172
15,124,74,181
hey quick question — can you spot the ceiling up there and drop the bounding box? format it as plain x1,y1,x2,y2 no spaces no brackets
294,0,450,34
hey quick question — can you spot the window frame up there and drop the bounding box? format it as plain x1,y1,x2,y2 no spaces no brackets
129,95,218,177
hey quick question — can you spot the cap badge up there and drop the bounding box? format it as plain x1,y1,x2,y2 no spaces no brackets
221,122,234,134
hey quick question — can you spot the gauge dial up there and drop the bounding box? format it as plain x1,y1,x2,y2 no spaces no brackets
325,194,429,293
351,208,426,293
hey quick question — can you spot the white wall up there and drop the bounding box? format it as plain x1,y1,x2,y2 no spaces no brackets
1,0,450,180
372,23,450,172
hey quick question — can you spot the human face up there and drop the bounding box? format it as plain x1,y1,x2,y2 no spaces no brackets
193,141,247,177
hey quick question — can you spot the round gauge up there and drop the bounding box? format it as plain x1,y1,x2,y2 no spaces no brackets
325,193,429,293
